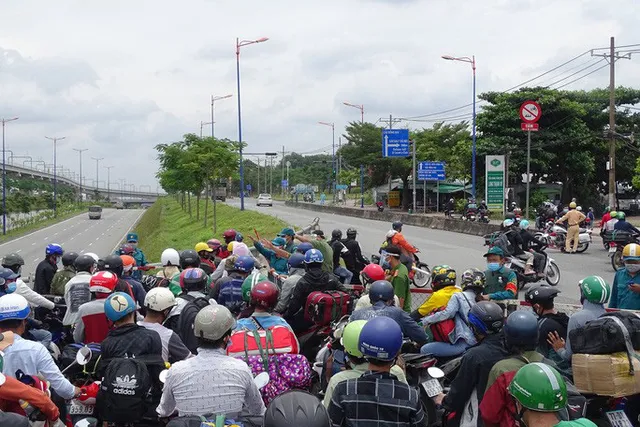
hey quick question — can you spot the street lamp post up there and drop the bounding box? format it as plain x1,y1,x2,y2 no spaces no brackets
45,136,66,216
1,117,19,235
73,148,88,203
442,54,476,198
343,102,364,123
105,166,113,200
91,157,103,194
199,121,213,138
211,94,233,138
236,36,269,211
318,122,336,199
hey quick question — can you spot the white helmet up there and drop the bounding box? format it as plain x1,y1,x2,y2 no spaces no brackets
144,287,176,312
577,206,583,211
503,219,515,227
194,305,235,341
0,294,30,320
85,252,99,263
161,248,180,267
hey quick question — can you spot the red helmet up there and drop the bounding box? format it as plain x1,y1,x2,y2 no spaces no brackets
89,271,118,294
207,239,221,250
120,244,135,255
250,281,279,310
223,229,237,243
360,263,386,285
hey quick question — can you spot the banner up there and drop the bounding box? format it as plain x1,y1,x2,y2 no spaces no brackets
485,155,505,212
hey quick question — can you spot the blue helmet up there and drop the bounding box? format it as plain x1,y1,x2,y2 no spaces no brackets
235,233,244,242
369,280,394,303
288,253,306,269
304,249,324,264
234,255,255,273
45,243,63,256
358,316,403,361
504,310,539,349
104,292,136,322
0,268,18,281
296,243,313,254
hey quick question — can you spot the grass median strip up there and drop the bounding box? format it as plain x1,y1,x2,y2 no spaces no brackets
136,197,290,262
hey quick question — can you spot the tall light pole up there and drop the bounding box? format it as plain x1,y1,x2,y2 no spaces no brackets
211,94,233,138
1,117,19,235
442,54,476,198
73,148,88,203
91,156,103,196
45,136,65,216
105,166,114,200
199,121,213,138
236,36,269,211
343,102,364,123
318,122,336,199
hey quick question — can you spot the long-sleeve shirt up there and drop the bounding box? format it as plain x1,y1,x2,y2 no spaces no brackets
274,269,303,313
0,375,60,421
420,290,477,347
557,301,606,361
614,220,640,234
416,286,461,317
350,302,428,345
610,268,640,310
253,242,288,275
484,267,518,300
14,279,54,310
391,232,418,256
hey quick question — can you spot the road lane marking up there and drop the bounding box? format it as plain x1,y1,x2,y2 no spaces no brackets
16,250,21,253
0,212,86,249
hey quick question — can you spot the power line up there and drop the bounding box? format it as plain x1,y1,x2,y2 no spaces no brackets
553,62,609,90
545,58,606,88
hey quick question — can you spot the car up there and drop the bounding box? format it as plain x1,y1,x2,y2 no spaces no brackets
257,193,273,207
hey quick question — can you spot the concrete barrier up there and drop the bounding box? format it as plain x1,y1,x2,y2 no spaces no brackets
284,201,501,237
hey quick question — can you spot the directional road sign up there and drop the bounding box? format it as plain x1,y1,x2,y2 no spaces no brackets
519,101,542,123
281,180,288,188
246,184,252,191
382,129,410,157
417,161,446,181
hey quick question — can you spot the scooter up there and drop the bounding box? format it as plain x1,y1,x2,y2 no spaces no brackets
401,354,448,426
371,254,432,288
534,224,591,253
505,247,561,289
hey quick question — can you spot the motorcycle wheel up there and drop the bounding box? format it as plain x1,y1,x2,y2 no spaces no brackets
412,262,432,288
545,261,561,286
611,250,624,271
575,242,589,254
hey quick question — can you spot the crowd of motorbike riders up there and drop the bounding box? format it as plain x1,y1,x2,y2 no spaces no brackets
0,215,638,426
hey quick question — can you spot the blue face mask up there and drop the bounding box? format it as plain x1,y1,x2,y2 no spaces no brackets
3,282,16,294
487,262,501,272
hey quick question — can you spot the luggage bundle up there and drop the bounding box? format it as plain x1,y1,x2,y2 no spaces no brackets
305,290,350,326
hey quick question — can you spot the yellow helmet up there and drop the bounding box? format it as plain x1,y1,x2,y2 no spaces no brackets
622,243,640,259
610,211,618,218
569,202,577,209
195,242,212,253
227,241,235,252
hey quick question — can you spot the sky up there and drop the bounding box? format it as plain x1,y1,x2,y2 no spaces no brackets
1,0,640,190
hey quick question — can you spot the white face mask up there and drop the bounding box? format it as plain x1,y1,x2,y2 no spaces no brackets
626,263,640,273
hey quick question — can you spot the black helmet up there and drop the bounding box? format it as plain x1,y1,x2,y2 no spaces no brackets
263,390,330,427
504,212,516,220
331,229,343,240
180,250,200,269
346,227,357,238
103,255,124,277
430,265,457,291
369,280,395,303
503,310,539,350
74,254,97,273
2,253,24,267
468,301,504,335
392,221,403,231
525,285,560,305
61,252,79,267
180,267,208,292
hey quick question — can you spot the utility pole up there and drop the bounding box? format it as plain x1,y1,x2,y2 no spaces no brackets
281,145,285,196
45,136,65,216
92,157,103,195
72,148,88,204
257,158,260,195
105,166,113,200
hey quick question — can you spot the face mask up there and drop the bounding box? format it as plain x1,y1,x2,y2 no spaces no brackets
2,282,16,294
626,264,640,273
382,258,391,270
487,262,501,272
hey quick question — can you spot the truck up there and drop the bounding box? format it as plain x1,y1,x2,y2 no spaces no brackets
88,205,102,219
211,186,227,202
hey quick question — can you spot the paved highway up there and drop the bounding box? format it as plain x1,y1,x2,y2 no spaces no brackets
229,199,616,305
0,208,145,279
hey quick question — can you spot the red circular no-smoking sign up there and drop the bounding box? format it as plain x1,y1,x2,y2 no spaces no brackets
519,101,542,123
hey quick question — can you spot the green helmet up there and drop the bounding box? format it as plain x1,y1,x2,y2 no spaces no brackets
578,276,611,304
431,265,456,291
242,273,268,302
605,206,611,212
617,211,626,220
509,363,567,412
342,320,367,358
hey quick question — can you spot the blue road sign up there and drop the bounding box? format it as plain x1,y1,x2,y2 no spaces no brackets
336,184,348,190
281,180,288,188
246,184,252,191
382,129,410,157
417,161,446,181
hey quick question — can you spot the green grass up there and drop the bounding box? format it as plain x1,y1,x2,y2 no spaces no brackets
136,197,290,262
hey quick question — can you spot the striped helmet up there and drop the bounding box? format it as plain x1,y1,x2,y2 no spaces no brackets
578,276,611,304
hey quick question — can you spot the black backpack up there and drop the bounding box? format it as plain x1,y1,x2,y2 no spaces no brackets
176,294,211,354
97,357,151,423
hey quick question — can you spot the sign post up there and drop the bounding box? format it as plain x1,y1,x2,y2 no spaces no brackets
519,101,542,218
485,155,505,214
418,161,446,213
382,129,410,157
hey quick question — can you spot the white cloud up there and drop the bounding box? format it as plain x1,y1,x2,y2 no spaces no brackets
0,0,639,187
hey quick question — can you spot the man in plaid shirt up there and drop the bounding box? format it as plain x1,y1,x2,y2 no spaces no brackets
327,316,426,427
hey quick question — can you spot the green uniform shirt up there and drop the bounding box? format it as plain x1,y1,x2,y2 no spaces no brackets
50,267,76,296
391,263,411,312
311,240,334,274
284,240,297,254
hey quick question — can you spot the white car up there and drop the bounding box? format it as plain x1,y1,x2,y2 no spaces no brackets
257,193,273,207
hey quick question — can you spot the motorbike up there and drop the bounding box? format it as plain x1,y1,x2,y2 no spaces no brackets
478,209,490,224
401,353,448,426
34,295,71,359
376,201,385,212
312,315,351,395
504,247,561,289
371,254,432,288
603,231,640,271
534,223,591,253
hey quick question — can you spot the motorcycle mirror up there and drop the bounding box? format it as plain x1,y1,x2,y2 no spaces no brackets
254,372,269,389
74,417,98,427
159,369,169,384
76,346,92,366
427,367,445,379
0,372,5,387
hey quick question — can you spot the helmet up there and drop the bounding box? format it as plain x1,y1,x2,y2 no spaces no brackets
74,254,97,273
234,256,255,273
369,280,395,303
346,227,357,238
207,239,221,250
577,206,583,212
509,363,567,412
227,241,235,253
120,255,136,272
331,229,343,240
0,268,18,281
119,244,135,255
104,292,136,322
359,316,403,361
180,250,201,269
296,242,313,254
194,304,236,341
569,202,577,209
618,211,626,220
503,219,515,228
250,281,279,310
503,310,539,349
392,221,403,231
460,268,486,291
2,253,24,268
360,263,386,285
519,219,530,230
232,242,250,256
467,301,504,335
505,212,516,220
578,276,611,304
0,294,30,320
126,232,139,243
242,273,268,302
195,242,213,254
61,252,79,267
103,255,124,277
85,252,99,263
161,248,180,267
525,285,560,305
180,268,208,292
304,249,324,264
235,233,244,242
263,391,330,427
45,243,63,256
89,271,118,294
223,229,237,242
288,253,305,269
431,265,456,291
144,287,176,312
610,210,618,218
342,320,367,358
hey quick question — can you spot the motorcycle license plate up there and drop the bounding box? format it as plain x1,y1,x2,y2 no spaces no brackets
606,410,633,427
421,378,443,398
69,401,94,415
609,246,617,253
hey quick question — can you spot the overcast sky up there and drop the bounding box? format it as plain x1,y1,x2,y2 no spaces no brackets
1,0,639,189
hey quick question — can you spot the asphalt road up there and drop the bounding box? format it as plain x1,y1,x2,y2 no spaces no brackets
0,208,145,279
229,199,617,304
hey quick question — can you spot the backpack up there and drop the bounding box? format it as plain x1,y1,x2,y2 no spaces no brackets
227,321,299,358
176,294,211,354
492,231,514,256
570,311,640,358
97,357,151,423
217,277,245,314
304,291,350,326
